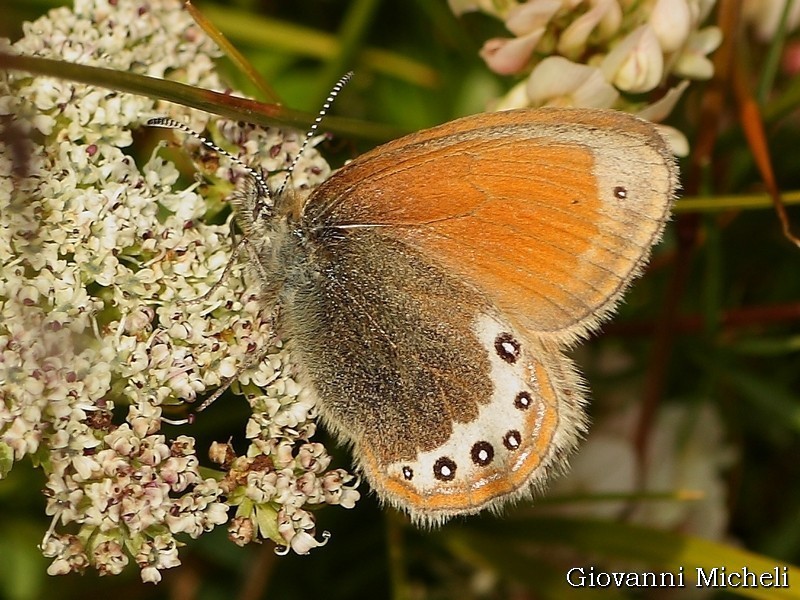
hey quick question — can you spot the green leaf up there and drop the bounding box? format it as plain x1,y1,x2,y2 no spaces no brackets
254,504,282,545
0,442,13,479
198,5,438,88
0,52,404,142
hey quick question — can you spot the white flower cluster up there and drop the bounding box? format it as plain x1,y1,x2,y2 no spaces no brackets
43,422,228,582
1,0,358,582
450,0,723,155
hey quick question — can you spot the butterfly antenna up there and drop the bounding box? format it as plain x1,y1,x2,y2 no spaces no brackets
276,71,353,197
147,117,271,200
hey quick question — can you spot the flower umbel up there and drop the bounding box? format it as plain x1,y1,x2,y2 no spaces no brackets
454,0,723,154
1,0,358,582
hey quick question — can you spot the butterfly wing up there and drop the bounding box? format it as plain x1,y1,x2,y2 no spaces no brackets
356,316,588,523
284,108,676,522
303,108,677,344
280,226,586,524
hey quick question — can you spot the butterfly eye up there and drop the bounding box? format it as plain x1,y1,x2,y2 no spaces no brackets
494,333,521,364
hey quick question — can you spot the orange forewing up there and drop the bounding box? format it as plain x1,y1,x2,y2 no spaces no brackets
308,108,675,340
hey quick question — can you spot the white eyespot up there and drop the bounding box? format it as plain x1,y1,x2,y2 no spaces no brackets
514,391,532,410
503,430,521,450
433,457,457,482
494,332,520,364
471,441,494,466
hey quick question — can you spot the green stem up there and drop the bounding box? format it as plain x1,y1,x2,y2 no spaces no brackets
756,0,796,105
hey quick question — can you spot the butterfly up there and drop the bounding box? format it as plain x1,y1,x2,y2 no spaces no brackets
150,100,677,526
